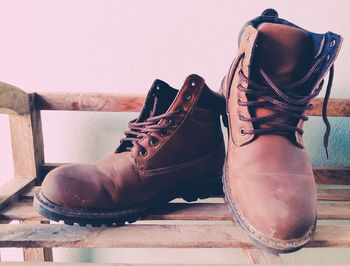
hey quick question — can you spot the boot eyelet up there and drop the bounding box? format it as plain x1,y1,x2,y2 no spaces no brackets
237,98,242,104
330,40,336,47
160,130,169,137
240,128,246,135
238,113,245,120
139,149,148,156
190,81,196,87
184,94,192,101
156,85,160,90
149,137,159,147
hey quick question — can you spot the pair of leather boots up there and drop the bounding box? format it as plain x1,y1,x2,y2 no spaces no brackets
34,9,342,253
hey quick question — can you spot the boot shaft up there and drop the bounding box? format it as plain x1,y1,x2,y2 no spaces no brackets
224,9,342,150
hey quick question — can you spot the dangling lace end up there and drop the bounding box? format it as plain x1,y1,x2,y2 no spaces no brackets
322,65,334,160
325,147,329,160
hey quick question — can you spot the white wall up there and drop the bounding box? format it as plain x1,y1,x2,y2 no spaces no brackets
0,0,349,263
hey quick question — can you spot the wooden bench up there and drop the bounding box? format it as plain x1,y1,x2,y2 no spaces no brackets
0,81,349,265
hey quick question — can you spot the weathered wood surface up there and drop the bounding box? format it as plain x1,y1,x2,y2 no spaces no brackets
243,248,282,264
307,98,350,117
22,221,53,262
0,224,349,248
0,178,36,210
1,201,349,222
0,82,30,114
317,188,350,201
35,92,146,112
9,94,44,181
34,93,350,117
313,167,350,185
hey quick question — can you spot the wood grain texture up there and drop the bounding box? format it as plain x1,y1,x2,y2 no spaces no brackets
0,224,349,248
243,248,283,264
313,167,350,185
0,178,35,210
34,93,350,117
307,98,350,117
317,189,350,201
22,221,53,262
35,92,146,112
9,94,44,181
1,201,350,222
0,82,30,114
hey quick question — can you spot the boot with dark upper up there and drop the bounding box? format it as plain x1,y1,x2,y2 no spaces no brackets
34,74,226,226
221,9,342,253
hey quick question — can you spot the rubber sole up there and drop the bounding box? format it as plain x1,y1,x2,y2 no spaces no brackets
34,175,223,227
222,164,316,254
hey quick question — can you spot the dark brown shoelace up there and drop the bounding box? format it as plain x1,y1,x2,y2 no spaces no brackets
120,97,183,155
231,52,334,158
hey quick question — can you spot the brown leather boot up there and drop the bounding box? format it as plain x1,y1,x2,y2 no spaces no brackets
222,9,342,253
34,74,226,226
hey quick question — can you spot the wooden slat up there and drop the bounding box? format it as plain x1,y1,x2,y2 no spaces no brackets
34,93,350,117
0,224,348,248
243,248,283,264
1,201,350,222
0,82,30,114
0,178,35,210
22,221,53,262
317,188,350,201
9,94,44,181
307,98,350,117
313,167,350,185
35,92,146,112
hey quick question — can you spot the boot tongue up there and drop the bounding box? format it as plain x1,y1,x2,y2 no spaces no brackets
255,23,314,85
252,23,314,129
116,79,178,153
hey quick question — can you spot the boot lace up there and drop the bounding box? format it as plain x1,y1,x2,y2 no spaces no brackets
233,52,334,158
120,98,184,155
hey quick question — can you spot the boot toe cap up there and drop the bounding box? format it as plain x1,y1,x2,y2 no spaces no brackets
41,164,115,209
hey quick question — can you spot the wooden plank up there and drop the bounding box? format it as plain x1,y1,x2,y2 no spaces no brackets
317,188,350,201
317,203,350,220
0,224,348,248
313,167,350,185
307,98,350,117
22,221,53,262
1,202,350,222
0,178,35,210
35,92,146,112
0,224,251,248
0,82,30,114
243,248,283,264
34,93,350,117
9,94,44,181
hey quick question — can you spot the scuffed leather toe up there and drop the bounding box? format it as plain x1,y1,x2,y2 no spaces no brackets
41,164,117,210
